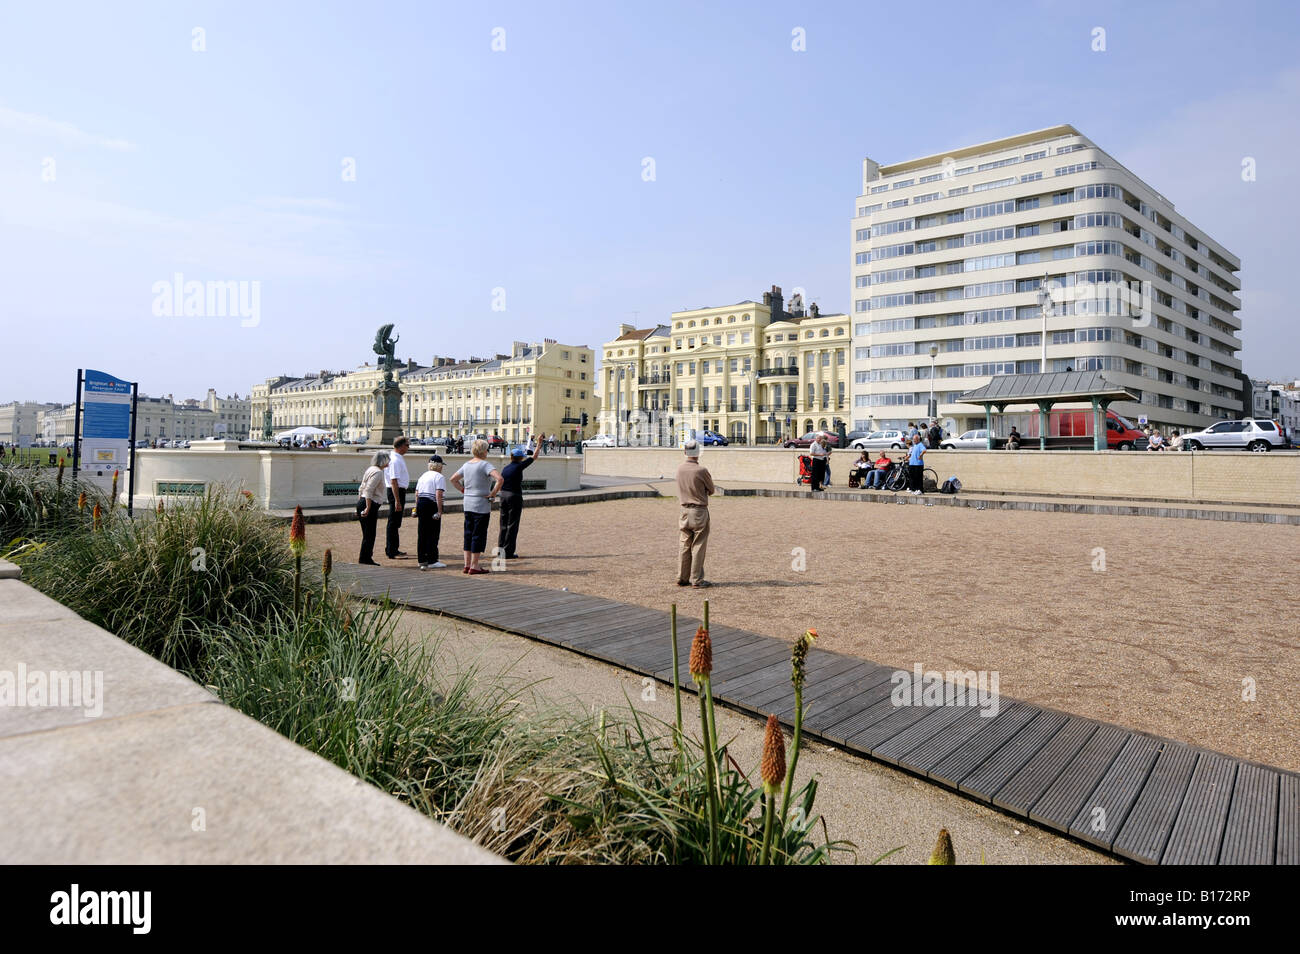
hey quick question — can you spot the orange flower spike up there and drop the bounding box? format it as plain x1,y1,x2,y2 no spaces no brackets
760,714,787,795
689,625,712,682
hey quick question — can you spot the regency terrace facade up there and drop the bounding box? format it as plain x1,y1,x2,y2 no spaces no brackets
850,125,1244,435
599,287,851,445
251,339,598,444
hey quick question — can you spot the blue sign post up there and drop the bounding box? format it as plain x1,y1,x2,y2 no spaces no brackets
74,369,139,515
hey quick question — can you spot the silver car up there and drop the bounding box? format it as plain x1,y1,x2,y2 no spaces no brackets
940,429,994,450
850,429,907,450
1181,418,1286,452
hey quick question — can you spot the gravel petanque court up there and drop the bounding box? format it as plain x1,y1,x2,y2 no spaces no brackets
311,495,1300,773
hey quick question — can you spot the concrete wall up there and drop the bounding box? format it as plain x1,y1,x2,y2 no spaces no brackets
583,447,1300,507
130,442,582,510
0,561,501,863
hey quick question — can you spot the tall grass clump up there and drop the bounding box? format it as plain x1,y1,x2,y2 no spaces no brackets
14,487,298,673
0,462,104,543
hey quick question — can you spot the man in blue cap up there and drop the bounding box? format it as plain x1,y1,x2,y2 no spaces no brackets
497,434,543,559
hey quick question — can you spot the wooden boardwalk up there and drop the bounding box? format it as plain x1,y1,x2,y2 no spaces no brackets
338,563,1299,865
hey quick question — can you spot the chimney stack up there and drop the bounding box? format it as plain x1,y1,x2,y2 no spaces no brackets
769,285,785,321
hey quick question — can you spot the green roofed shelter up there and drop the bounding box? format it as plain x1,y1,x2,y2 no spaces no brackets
956,371,1139,450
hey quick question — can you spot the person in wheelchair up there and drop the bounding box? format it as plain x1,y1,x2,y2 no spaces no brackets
865,451,893,490
848,450,872,488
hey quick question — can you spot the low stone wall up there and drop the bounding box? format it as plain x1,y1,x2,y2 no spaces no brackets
0,562,501,864
130,443,583,510
583,447,1300,507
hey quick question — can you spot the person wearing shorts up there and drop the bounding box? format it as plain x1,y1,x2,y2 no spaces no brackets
451,439,503,574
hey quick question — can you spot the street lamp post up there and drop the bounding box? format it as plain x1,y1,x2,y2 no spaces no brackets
615,366,623,447
928,343,939,420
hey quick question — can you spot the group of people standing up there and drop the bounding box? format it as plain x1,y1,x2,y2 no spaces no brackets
355,434,543,574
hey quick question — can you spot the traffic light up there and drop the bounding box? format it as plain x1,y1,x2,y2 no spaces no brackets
581,412,589,427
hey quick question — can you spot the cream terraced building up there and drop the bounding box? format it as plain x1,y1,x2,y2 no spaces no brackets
851,124,1244,435
251,339,597,444
599,286,851,445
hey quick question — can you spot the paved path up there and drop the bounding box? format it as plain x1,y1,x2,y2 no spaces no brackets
337,562,1299,865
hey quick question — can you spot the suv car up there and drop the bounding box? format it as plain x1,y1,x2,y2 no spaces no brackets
1181,418,1286,452
849,430,906,450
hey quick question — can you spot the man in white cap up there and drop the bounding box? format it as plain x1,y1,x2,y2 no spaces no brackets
675,439,715,588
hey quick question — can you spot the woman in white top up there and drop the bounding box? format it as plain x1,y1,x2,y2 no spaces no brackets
415,456,447,569
450,439,503,574
356,450,390,565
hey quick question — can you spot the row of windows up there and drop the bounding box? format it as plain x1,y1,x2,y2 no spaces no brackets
871,267,915,285
1055,161,1100,176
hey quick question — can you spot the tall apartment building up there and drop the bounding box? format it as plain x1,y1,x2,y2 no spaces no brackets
599,286,850,444
0,401,60,445
850,125,1243,435
251,339,597,444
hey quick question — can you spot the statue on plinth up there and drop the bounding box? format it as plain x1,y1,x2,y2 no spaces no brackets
368,323,404,445
373,323,400,383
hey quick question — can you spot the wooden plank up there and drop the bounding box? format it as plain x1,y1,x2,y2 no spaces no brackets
927,704,1040,788
561,617,666,654
821,692,916,747
711,647,801,693
1277,772,1299,865
1217,763,1280,865
959,711,1069,800
798,667,899,734
1029,723,1130,830
514,607,622,643
777,663,893,721
870,702,973,767
562,611,670,648
1161,752,1237,865
1068,734,1162,849
991,717,1098,814
802,675,900,741
742,654,863,709
845,698,955,753
888,705,997,774
1112,743,1199,864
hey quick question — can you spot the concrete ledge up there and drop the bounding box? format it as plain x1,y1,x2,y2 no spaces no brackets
715,486,1300,525
0,578,502,864
0,557,20,580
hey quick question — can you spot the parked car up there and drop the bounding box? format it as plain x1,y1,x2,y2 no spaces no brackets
941,429,994,450
695,429,729,446
583,434,616,448
849,430,906,450
134,439,150,448
1180,418,1287,452
784,431,844,449
844,430,873,444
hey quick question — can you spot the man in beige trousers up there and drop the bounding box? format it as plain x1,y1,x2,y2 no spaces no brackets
675,439,715,588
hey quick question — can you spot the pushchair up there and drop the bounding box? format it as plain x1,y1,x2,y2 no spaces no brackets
796,455,813,485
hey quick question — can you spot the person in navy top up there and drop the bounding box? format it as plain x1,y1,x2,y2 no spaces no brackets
497,436,542,558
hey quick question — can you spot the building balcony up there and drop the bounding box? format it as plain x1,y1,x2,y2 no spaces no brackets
756,366,799,378
560,416,581,424
637,373,671,385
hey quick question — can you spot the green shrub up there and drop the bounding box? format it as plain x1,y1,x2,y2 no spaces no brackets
15,488,297,672
0,462,104,544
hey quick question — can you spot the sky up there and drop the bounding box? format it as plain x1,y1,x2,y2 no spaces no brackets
2,0,1298,404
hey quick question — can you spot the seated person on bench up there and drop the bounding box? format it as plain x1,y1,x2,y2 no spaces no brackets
865,451,893,489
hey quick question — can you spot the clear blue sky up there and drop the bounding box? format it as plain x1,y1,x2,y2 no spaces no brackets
3,0,1298,403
